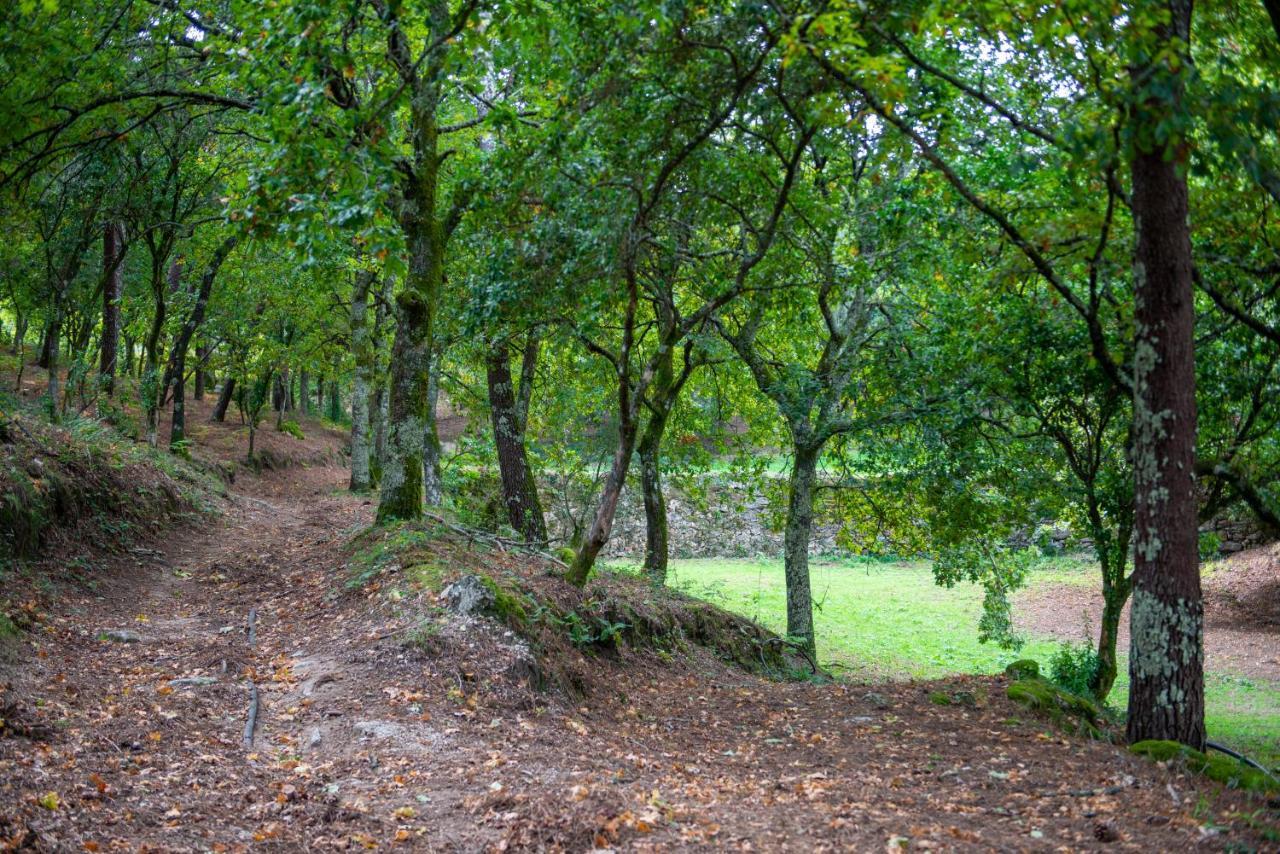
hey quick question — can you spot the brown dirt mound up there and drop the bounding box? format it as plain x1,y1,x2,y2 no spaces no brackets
1205,542,1280,632
1016,546,1280,683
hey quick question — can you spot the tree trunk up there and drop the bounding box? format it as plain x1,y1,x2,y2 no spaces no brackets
213,376,235,422
194,346,208,400
43,311,61,421
272,372,286,412
166,236,236,450
349,270,375,492
13,312,27,355
1092,579,1127,702
37,321,54,370
782,442,820,659
144,259,180,446
299,370,310,415
376,7,450,524
638,416,670,584
1126,0,1204,750
565,412,641,586
100,222,124,398
378,297,431,522
326,378,341,422
486,340,547,543
423,359,444,506
371,381,387,484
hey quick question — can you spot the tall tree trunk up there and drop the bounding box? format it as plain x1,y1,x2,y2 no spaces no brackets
194,345,208,400
349,269,375,492
1093,577,1128,702
144,259,179,446
43,310,61,421
12,312,27,355
326,378,341,422
423,359,444,506
376,1,452,524
1126,0,1204,749
123,335,135,377
565,412,641,586
782,441,820,659
213,376,235,422
37,321,54,370
166,237,236,450
100,222,124,398
638,416,670,584
372,381,388,485
299,370,310,415
486,339,547,543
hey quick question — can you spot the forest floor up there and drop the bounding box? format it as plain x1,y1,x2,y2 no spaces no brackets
1,401,1279,850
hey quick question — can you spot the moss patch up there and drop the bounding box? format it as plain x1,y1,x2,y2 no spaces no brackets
1004,659,1040,680
1129,740,1278,794
1006,676,1105,738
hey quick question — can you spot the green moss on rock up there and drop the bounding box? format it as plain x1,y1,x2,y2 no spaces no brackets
477,575,530,629
1004,659,1040,680
1129,740,1277,793
1006,677,1103,738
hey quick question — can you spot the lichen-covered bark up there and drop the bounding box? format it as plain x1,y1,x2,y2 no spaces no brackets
349,269,375,492
375,0,451,523
1125,0,1204,749
783,442,820,659
378,295,430,522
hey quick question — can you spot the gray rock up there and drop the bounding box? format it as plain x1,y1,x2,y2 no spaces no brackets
102,629,143,643
308,728,322,749
168,676,218,687
440,575,495,616
861,691,890,710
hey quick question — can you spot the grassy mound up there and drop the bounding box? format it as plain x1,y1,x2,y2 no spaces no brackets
348,519,816,698
0,400,221,563
1130,740,1278,794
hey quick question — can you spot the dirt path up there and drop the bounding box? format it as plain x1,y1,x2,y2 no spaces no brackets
2,466,1277,851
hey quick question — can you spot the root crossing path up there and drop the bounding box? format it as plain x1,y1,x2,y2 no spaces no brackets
0,465,1272,851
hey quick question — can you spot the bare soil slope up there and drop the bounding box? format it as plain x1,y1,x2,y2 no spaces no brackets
0,405,1276,850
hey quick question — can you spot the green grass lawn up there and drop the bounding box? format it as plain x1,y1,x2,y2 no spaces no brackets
617,556,1280,768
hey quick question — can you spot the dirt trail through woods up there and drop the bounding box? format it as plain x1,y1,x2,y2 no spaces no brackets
1,464,1277,852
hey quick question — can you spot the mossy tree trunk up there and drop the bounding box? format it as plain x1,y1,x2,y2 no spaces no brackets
782,440,821,659
1125,0,1205,750
638,333,698,586
349,268,376,492
375,0,462,523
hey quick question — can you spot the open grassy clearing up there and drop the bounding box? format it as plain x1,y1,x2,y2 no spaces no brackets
610,556,1280,767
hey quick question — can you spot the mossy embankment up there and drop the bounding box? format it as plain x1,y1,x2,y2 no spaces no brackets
346,518,817,699
0,398,222,565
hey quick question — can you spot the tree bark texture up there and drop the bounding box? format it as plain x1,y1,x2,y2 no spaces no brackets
783,442,820,659
486,339,547,543
100,222,124,398
349,269,375,492
1126,0,1205,750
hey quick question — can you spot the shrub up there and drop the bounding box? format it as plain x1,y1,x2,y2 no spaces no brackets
1049,641,1100,699
278,419,305,440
